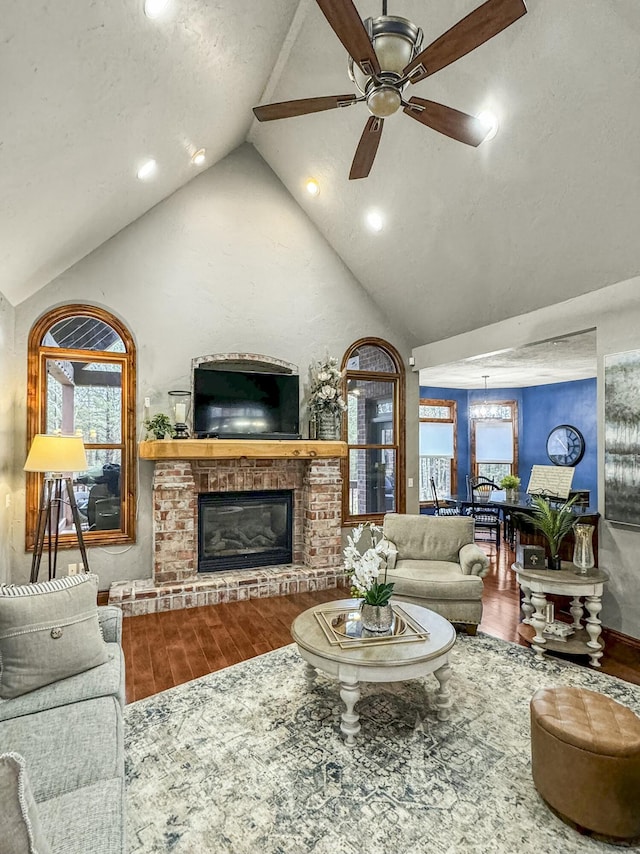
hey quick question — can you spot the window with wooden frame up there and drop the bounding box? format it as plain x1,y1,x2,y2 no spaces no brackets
26,305,137,549
341,338,405,524
469,400,519,483
419,399,457,503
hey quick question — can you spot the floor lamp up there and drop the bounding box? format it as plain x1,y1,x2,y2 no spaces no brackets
24,434,90,583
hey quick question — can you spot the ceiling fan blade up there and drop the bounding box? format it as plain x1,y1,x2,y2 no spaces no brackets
253,94,358,122
403,98,488,147
349,116,384,180
404,0,527,83
315,0,381,77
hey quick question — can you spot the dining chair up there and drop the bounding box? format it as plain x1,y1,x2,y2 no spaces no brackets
430,478,461,517
467,476,501,550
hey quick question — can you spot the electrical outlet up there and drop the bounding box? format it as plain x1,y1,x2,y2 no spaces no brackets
144,397,151,409
408,478,414,488
78,563,85,574
68,563,77,576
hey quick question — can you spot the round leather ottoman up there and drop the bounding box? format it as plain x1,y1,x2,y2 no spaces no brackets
530,685,640,839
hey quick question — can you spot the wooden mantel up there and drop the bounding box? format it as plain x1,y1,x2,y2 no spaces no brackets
138,439,348,460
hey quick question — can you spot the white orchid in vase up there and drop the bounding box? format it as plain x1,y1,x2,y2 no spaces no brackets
343,523,394,607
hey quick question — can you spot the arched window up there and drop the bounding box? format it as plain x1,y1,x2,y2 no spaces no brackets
26,305,137,549
341,338,405,524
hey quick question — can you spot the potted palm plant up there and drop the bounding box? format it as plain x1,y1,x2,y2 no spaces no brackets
525,495,579,570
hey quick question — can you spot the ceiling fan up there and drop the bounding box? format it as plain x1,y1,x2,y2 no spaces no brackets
253,0,527,179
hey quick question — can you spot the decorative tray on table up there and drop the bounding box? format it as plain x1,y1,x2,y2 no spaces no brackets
314,605,430,649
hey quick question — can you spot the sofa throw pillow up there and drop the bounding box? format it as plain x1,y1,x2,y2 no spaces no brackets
0,574,108,699
0,752,52,854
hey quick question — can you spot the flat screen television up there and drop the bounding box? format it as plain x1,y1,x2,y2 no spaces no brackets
193,368,300,439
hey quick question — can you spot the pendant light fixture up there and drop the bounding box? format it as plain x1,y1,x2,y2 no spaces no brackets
469,375,504,420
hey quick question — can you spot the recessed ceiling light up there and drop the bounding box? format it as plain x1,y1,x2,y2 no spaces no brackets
191,149,206,166
477,110,499,142
136,159,157,180
144,0,170,18
306,179,320,197
366,211,384,232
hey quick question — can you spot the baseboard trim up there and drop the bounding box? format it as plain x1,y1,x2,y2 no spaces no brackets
601,625,640,651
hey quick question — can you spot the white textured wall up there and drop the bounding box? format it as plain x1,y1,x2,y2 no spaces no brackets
0,290,16,583
414,276,640,641
12,144,418,589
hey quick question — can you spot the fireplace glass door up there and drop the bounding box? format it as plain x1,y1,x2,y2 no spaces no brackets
198,490,293,572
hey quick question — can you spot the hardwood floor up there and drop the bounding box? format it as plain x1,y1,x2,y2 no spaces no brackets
120,543,640,703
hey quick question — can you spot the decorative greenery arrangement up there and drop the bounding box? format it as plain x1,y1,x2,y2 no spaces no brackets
499,474,521,491
524,495,579,558
343,522,394,606
308,356,347,415
143,413,173,440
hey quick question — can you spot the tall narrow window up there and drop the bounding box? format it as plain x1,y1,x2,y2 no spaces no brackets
342,338,405,524
470,401,518,482
419,399,457,502
26,305,137,549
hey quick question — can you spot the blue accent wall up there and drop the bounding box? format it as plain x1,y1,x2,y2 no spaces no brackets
520,379,597,503
420,378,597,503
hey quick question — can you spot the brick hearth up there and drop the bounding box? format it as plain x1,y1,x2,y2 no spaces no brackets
109,454,347,614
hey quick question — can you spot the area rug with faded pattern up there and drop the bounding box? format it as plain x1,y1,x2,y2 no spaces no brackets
125,633,640,853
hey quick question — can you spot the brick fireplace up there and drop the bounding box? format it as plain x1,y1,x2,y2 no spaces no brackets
109,444,348,614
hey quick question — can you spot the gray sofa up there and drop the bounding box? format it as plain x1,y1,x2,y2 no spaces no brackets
383,514,490,632
0,606,126,853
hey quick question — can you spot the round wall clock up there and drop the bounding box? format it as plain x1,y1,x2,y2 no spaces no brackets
546,424,585,467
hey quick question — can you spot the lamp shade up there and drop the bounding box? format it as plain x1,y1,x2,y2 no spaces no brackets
24,435,88,473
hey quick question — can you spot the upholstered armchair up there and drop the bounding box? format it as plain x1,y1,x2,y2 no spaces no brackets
383,514,490,634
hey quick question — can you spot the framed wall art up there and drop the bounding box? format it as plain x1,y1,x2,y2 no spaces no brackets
604,349,640,525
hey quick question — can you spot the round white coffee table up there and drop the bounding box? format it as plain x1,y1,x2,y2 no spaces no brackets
290,598,456,746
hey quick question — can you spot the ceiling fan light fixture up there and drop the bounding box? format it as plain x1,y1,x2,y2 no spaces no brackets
477,110,499,142
367,85,401,118
252,0,527,179
349,16,422,95
371,17,422,75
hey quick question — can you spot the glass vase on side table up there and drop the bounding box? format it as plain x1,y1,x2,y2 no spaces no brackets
573,523,595,574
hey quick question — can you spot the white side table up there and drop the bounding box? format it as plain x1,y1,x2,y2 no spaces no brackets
511,563,609,668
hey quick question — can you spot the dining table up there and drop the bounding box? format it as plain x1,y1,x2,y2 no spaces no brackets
444,490,599,551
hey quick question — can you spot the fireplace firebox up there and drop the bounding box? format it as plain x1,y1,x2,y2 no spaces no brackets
198,490,293,573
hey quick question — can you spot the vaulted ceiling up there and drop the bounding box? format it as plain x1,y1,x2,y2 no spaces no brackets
3,1,640,352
